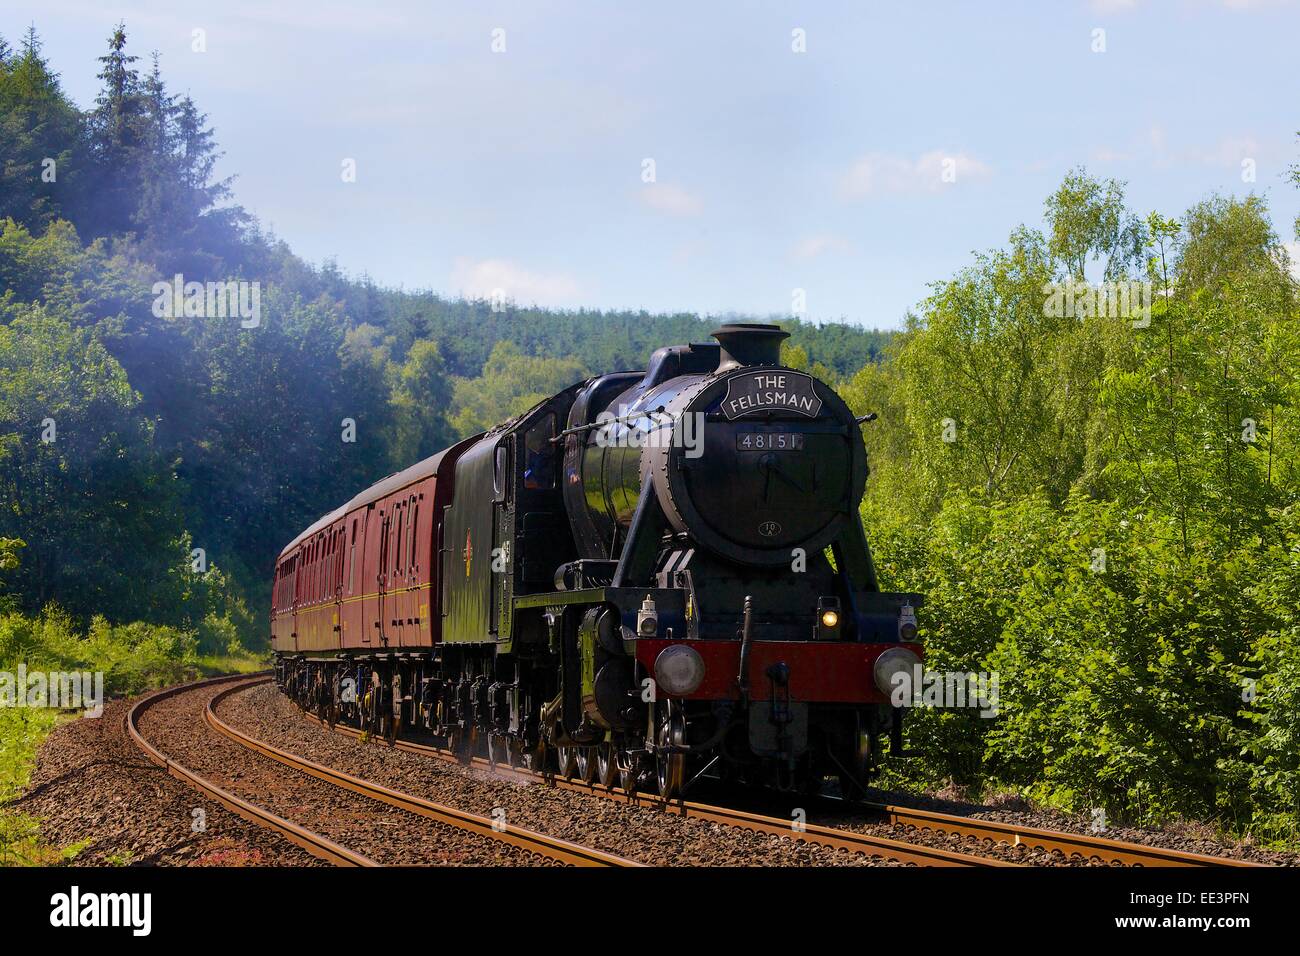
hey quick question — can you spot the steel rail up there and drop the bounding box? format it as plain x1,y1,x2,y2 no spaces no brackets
229,674,1278,868
206,682,640,868
126,674,377,867
857,801,1264,867
272,680,1006,866
281,678,1265,868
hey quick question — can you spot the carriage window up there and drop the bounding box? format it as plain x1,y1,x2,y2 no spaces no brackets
523,413,556,490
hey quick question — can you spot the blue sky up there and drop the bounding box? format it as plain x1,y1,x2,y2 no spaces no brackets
8,0,1299,329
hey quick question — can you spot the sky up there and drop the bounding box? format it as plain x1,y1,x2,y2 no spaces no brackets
6,0,1299,329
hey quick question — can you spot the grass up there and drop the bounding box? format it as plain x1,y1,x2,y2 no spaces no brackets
194,649,271,678
0,706,75,865
0,624,270,866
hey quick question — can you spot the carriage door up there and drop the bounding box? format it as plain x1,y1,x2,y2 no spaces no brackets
491,439,514,638
345,514,365,647
377,509,391,645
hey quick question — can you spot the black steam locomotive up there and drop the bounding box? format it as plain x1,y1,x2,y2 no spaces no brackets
273,323,922,798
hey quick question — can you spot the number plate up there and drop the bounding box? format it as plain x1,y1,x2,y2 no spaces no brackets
736,433,804,451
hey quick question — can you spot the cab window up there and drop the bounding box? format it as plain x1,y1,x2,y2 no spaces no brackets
523,413,556,491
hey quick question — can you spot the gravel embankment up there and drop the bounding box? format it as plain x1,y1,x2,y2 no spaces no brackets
135,680,547,866
14,695,321,866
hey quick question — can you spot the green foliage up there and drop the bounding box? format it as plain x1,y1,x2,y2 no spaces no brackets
450,341,587,436
388,338,454,462
854,166,1300,841
0,308,190,621
0,607,197,696
0,28,80,230
0,697,61,865
874,494,1300,840
1043,166,1146,280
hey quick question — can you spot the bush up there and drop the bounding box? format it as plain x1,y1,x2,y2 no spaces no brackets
869,492,1300,841
0,606,198,697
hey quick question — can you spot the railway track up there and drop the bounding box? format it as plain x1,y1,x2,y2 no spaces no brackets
130,674,638,868
268,680,1006,866
852,801,1263,867
204,681,638,867
127,673,374,866
267,677,1264,868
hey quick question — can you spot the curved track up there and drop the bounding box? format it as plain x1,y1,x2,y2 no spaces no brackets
205,682,638,867
131,674,638,867
274,677,1262,867
127,673,375,866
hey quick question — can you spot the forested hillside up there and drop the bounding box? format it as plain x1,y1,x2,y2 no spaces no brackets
0,26,887,651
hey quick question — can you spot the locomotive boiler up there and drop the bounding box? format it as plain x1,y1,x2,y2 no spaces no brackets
272,323,923,798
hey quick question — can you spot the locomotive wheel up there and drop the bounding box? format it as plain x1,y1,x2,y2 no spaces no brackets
518,740,546,773
596,743,619,788
575,747,597,784
656,702,686,799
619,750,644,793
555,744,578,779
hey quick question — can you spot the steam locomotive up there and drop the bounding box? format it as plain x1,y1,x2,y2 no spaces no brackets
271,323,923,798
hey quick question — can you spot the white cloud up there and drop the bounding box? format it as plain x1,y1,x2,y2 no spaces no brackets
790,235,850,260
840,150,992,199
449,258,581,307
1191,135,1263,167
639,183,703,217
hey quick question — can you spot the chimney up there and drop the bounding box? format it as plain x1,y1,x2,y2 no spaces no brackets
711,323,790,371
